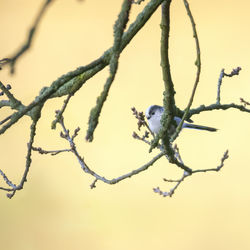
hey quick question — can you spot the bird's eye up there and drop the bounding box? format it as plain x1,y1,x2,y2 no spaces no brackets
151,112,155,115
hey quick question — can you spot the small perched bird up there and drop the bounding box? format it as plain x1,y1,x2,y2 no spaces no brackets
145,105,217,134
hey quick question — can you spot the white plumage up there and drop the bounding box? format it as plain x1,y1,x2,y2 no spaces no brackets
145,105,217,134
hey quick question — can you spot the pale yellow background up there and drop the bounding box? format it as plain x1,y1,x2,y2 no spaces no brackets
1,0,250,249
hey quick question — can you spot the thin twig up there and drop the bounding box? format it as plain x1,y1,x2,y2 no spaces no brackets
154,149,228,198
192,150,229,174
0,82,22,109
171,0,201,142
131,107,154,137
0,169,17,189
0,81,25,132
32,146,71,155
224,67,241,77
0,58,11,70
240,98,250,107
132,0,145,4
156,145,191,197
3,106,42,198
3,0,54,74
154,171,189,197
217,67,242,104
51,94,73,129
132,131,151,145
0,83,11,96
90,179,98,189
216,69,225,104
189,103,250,117
0,115,12,125
59,117,165,186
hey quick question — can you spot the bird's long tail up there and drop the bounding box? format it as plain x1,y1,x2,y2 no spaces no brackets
183,123,217,132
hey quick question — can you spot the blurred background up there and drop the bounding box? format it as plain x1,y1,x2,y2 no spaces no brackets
1,0,250,249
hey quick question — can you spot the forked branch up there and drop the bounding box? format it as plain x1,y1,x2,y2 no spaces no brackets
0,0,248,198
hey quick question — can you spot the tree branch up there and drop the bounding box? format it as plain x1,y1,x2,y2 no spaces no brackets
86,0,132,142
155,0,176,159
57,117,165,187
3,0,54,74
51,94,73,129
0,0,247,198
217,67,242,104
0,105,42,198
0,0,166,136
171,0,201,142
153,148,229,198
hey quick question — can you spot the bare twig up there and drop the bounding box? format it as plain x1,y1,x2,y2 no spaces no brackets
171,0,201,142
2,0,54,74
0,115,12,125
154,150,228,198
189,103,250,118
90,179,98,189
173,144,183,164
0,81,25,132
217,67,242,104
1,106,42,198
153,187,169,197
58,116,165,186
32,146,71,155
131,107,154,137
157,145,191,197
132,131,151,145
240,98,250,107
0,58,11,70
51,94,73,129
224,67,242,77
216,69,225,104
154,171,190,197
0,169,17,189
192,150,229,174
0,84,11,96
132,0,146,4
0,103,42,198
131,107,147,130
0,82,22,109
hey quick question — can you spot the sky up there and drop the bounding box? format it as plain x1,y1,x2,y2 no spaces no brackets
0,0,250,250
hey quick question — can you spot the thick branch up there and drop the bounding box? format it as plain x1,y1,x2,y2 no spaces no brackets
0,0,165,135
157,0,176,159
86,0,132,142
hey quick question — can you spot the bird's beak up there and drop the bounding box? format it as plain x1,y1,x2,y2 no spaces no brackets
146,115,150,120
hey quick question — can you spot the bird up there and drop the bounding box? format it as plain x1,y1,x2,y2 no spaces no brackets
145,105,217,134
